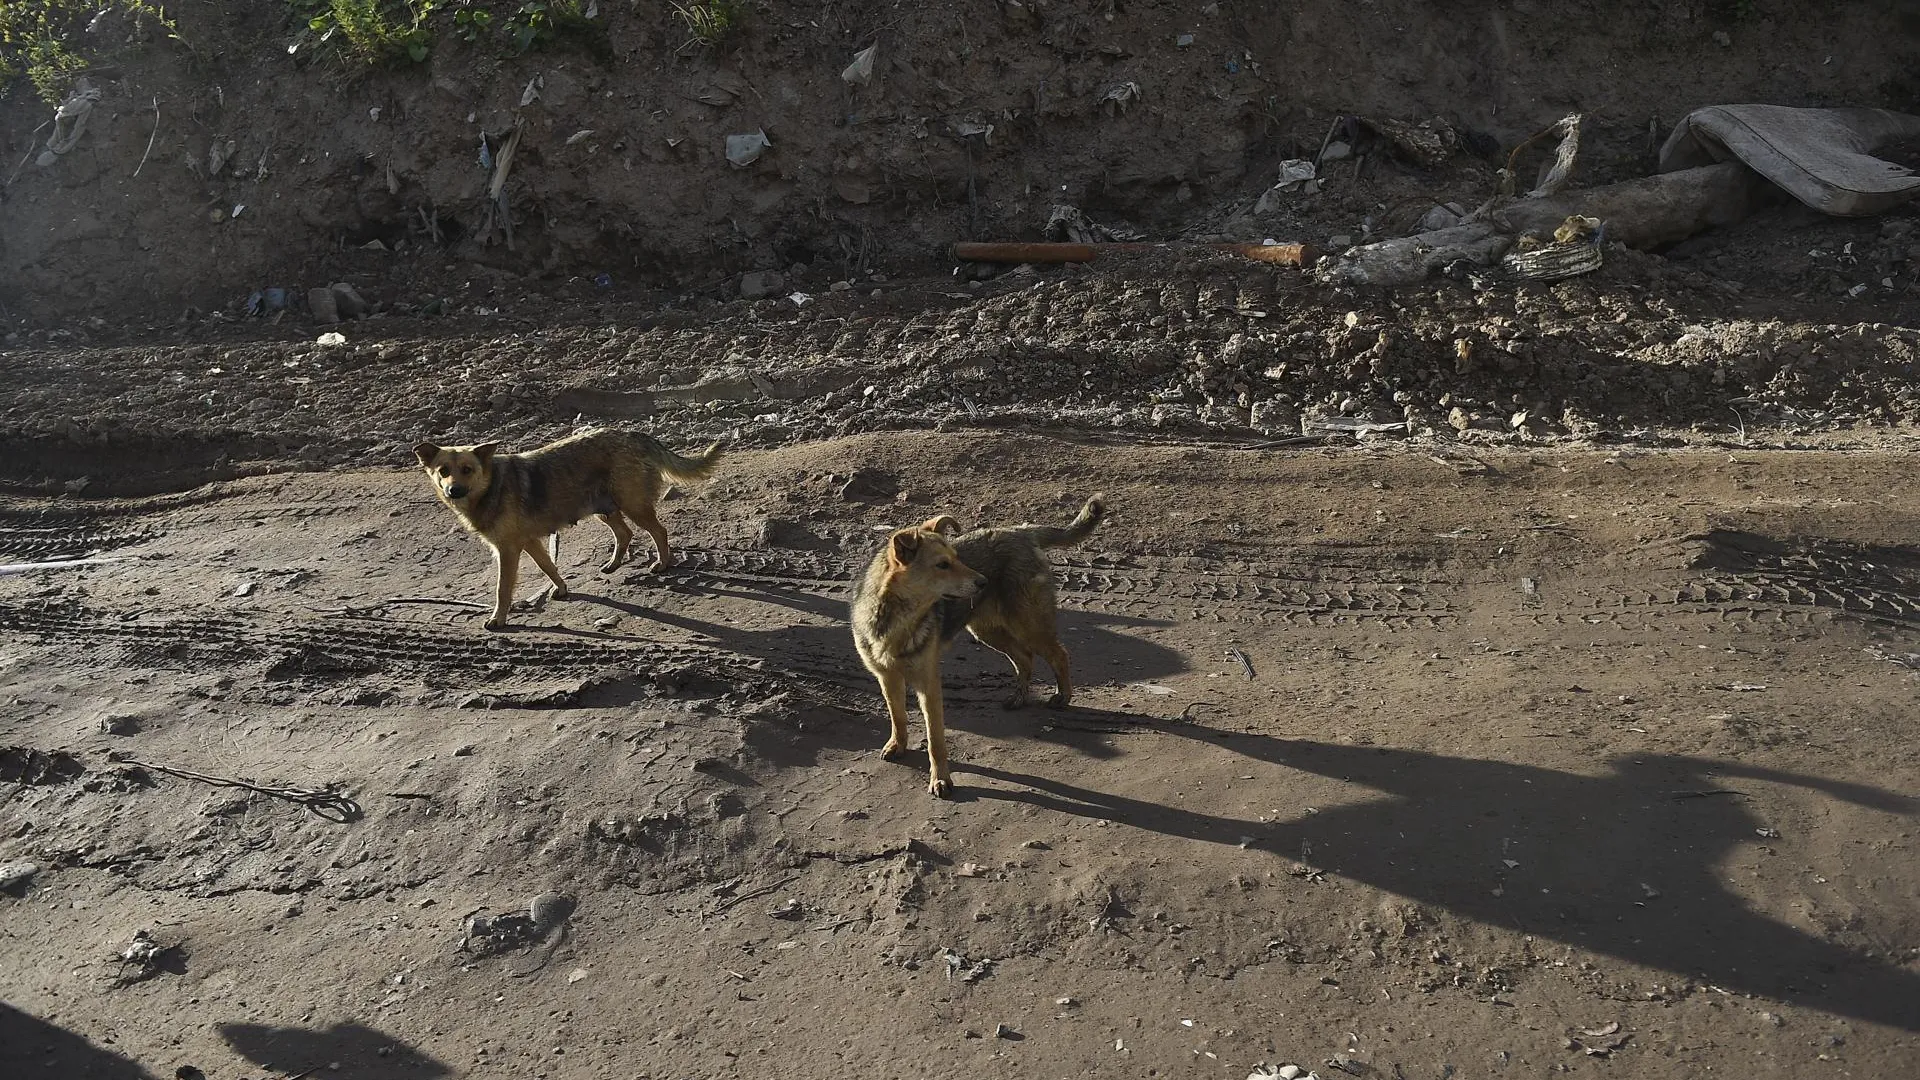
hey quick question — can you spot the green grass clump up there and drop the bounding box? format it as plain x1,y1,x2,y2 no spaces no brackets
0,1,185,103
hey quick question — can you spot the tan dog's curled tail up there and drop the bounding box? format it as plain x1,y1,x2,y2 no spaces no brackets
1022,494,1108,549
644,439,726,485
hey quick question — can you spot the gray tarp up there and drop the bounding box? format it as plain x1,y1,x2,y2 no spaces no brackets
1658,105,1920,216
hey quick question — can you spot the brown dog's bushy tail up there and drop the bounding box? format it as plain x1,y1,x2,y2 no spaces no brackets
1022,494,1107,549
641,438,726,485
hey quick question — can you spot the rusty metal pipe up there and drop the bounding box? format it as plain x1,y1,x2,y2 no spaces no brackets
951,241,1319,266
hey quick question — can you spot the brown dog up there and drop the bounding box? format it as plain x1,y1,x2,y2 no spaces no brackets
413,428,723,629
851,495,1106,795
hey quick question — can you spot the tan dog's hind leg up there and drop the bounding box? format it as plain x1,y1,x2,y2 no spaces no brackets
597,513,633,573
523,538,570,600
971,624,1035,709
1035,634,1074,708
914,672,952,797
487,544,520,630
878,669,911,760
633,505,674,572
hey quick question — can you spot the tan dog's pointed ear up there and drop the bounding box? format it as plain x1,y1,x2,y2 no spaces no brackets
919,515,963,536
888,529,921,568
412,442,441,466
472,442,500,465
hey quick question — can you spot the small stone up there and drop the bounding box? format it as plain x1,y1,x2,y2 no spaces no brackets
453,744,475,757
830,280,853,292
1330,234,1354,249
993,1023,1016,1039
1279,1067,1304,1080
99,714,140,736
1712,30,1731,47
0,861,40,889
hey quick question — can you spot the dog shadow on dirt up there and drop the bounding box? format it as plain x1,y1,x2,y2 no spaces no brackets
218,1021,450,1079
960,731,1920,1033
1,1003,155,1079
567,585,1186,764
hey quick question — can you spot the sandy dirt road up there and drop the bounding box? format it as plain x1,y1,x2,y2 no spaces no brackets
3,434,1918,1078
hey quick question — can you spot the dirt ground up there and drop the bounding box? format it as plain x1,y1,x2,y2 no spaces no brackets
4,426,1920,1079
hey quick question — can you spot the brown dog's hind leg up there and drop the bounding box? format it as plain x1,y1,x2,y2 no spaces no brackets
1035,634,1074,708
878,669,911,761
633,504,675,572
971,624,1036,709
915,679,952,798
597,513,633,573
523,538,570,600
486,544,520,630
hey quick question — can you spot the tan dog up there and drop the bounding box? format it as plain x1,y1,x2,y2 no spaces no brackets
851,495,1106,796
413,428,723,629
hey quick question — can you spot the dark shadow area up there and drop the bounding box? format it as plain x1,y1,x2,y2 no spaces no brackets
963,733,1920,1032
0,1004,155,1079
218,1021,450,1079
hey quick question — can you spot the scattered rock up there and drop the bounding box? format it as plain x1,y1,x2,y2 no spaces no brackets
0,861,40,891
740,270,787,300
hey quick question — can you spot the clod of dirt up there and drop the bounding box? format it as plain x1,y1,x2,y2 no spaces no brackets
837,468,899,502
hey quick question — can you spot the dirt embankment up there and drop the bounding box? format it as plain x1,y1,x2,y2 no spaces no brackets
3,0,1917,323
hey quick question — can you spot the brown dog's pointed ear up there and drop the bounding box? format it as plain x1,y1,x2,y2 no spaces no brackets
919,515,963,536
472,442,500,465
412,442,441,466
888,529,921,567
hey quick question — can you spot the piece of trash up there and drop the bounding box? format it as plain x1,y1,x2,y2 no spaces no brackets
1756,827,1781,839
593,272,613,288
842,44,878,85
1043,204,1144,243
478,134,493,171
1125,682,1176,696
230,204,245,219
0,556,131,577
1101,81,1142,114
520,74,544,108
768,898,803,919
1660,104,1920,216
208,138,236,177
565,129,596,146
788,292,813,307
1864,646,1920,669
956,862,986,877
567,967,588,983
43,79,102,159
234,581,255,597
1519,577,1539,598
1304,417,1408,436
0,861,40,890
1501,239,1602,282
1581,1022,1620,1038
1719,683,1768,692
725,130,770,167
1254,159,1320,213
1175,33,1195,47
1226,647,1256,680
316,332,347,347
1181,1018,1195,1027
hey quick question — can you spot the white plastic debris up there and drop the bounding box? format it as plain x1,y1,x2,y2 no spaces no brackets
0,862,40,889
725,130,770,167
842,44,878,85
316,332,347,347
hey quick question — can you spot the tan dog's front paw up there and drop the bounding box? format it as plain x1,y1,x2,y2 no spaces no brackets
927,773,952,798
647,558,673,573
880,739,907,760
484,616,510,631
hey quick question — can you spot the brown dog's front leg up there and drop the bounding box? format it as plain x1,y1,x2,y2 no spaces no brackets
878,669,911,760
486,544,519,630
915,682,952,798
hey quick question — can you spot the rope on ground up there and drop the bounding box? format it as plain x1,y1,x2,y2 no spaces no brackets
107,753,361,822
